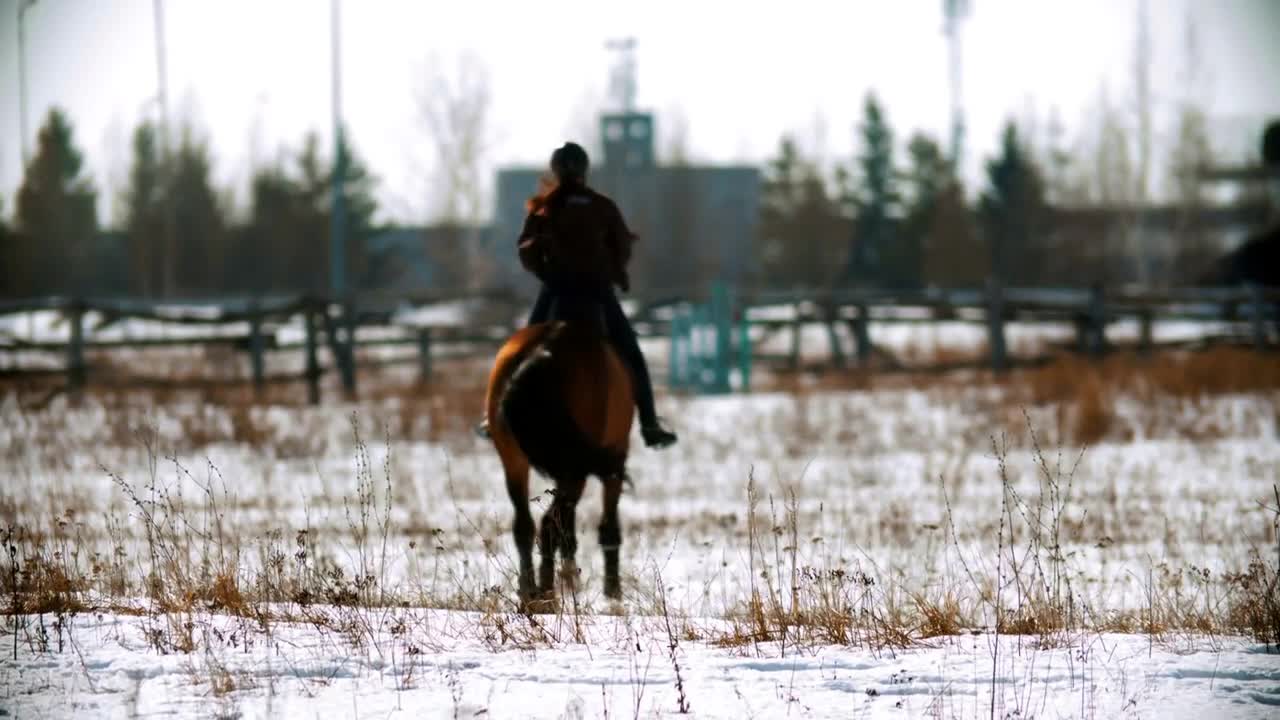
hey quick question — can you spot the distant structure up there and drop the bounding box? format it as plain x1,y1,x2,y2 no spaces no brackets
942,0,969,173
490,39,761,297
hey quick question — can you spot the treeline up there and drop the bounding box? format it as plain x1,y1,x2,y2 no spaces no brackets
753,90,1243,291
0,109,391,299
0,91,1257,300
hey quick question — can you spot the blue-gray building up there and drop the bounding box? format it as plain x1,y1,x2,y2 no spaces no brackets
491,111,760,297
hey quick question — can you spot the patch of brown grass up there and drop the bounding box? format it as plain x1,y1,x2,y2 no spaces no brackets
913,589,968,638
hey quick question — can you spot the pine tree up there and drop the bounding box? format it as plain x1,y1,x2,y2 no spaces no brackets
0,196,15,297
980,122,1048,284
123,120,165,295
756,136,847,288
242,130,381,294
15,108,98,294
168,128,227,294
121,120,228,296
846,93,903,285
902,132,984,287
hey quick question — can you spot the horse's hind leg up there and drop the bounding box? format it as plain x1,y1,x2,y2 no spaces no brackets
539,476,586,595
599,473,625,600
503,464,536,601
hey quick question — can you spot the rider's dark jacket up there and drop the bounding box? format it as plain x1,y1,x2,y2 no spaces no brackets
517,180,635,296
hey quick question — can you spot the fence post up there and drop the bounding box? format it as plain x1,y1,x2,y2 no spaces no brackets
824,299,846,370
1086,284,1107,359
67,299,85,401
417,328,433,383
986,279,1008,372
1138,307,1154,357
690,305,708,391
304,306,320,405
667,312,678,389
851,302,871,366
789,297,803,371
248,299,265,394
1249,284,1268,352
712,283,732,393
341,297,358,395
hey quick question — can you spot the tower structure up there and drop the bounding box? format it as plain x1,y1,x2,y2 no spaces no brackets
601,37,653,170
942,0,970,174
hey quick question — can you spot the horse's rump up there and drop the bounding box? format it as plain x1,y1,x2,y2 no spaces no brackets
495,323,631,481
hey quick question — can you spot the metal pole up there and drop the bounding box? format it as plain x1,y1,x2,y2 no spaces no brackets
154,0,175,297
330,0,355,394
330,0,346,299
942,0,968,174
17,0,37,169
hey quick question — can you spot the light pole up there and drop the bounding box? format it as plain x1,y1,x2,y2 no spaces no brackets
330,0,355,393
330,0,346,300
17,0,38,169
153,0,176,297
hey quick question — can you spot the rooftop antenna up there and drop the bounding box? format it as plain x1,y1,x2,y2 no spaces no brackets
942,0,970,174
605,37,638,112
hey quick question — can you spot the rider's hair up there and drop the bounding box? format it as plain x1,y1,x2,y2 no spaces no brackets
525,173,558,214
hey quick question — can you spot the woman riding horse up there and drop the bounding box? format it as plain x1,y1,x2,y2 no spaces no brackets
480,142,678,449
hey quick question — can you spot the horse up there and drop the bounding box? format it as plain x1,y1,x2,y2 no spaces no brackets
484,298,635,605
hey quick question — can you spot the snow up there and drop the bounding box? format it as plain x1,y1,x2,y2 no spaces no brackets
5,610,1278,718
2,333,1278,717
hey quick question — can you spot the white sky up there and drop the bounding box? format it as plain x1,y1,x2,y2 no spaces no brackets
1,0,1278,226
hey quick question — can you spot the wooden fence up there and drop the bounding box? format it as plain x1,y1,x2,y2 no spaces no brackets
1,284,1276,402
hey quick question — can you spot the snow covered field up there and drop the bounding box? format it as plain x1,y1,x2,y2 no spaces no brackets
7,610,1280,718
2,348,1278,718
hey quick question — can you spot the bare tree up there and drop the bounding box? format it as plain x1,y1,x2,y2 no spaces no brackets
414,51,495,290
1130,0,1154,283
415,51,493,224
561,87,604,162
1092,85,1135,208
1166,6,1219,281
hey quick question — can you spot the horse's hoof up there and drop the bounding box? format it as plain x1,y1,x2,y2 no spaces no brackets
604,580,622,601
519,592,559,615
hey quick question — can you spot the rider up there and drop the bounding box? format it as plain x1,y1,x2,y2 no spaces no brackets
480,142,678,449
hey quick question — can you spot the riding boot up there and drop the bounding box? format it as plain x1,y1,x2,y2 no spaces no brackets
601,295,678,449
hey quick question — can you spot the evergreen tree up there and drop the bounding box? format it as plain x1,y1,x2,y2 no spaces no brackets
242,130,381,294
168,127,227,294
979,122,1048,284
845,93,903,285
0,196,15,297
121,120,229,296
15,108,98,294
123,120,165,295
756,136,847,288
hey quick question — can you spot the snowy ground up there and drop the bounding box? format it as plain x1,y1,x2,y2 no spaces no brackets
5,609,1280,719
2,339,1278,717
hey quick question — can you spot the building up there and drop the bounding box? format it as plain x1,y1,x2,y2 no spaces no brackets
365,224,492,294
490,111,761,297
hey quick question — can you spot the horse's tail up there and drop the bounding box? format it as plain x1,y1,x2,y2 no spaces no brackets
499,332,625,481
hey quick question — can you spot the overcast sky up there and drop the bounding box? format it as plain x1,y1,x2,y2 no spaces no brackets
1,0,1278,226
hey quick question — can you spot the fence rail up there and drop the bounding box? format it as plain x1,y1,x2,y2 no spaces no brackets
1,285,1275,401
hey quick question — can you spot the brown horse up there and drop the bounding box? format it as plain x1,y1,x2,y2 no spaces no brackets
484,302,634,604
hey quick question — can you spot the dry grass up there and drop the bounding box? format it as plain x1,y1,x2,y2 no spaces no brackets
2,345,1277,663
1015,347,1280,404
